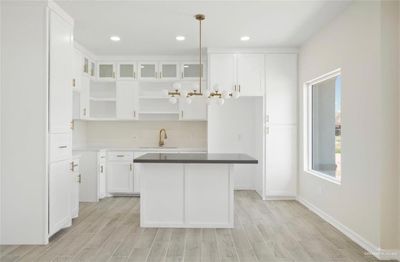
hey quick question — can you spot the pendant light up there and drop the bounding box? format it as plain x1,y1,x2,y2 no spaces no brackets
163,14,240,106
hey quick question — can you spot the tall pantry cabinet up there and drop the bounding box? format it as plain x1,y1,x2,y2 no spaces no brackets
48,7,74,237
1,1,75,244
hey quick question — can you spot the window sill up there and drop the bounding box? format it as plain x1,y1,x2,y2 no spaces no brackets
305,169,341,185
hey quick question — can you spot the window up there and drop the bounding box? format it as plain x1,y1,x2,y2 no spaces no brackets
305,69,342,183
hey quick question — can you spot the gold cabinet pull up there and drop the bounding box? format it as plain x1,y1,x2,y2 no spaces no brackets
130,164,133,171
238,85,241,92
70,120,74,130
71,161,75,172
72,79,76,87
133,111,136,118
83,108,87,116
100,165,103,173
78,174,81,184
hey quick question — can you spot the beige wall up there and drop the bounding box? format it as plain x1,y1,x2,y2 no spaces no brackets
299,0,399,253
73,121,207,149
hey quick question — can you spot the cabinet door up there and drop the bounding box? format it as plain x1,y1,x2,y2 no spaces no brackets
237,54,264,96
83,57,89,75
49,11,73,133
80,75,90,119
139,63,158,80
160,63,179,80
265,126,297,197
209,54,236,92
98,62,116,80
98,162,106,199
179,96,207,120
116,81,139,119
73,49,82,91
182,63,205,80
118,63,137,79
71,159,80,218
107,162,134,193
89,61,96,78
49,160,72,236
265,53,297,125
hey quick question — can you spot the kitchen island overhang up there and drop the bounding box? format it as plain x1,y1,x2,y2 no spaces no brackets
134,153,258,228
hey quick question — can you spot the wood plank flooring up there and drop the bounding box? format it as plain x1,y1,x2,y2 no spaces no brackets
0,191,382,262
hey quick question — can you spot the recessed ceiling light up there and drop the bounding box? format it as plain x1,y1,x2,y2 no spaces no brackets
176,35,186,41
240,36,250,41
110,36,120,42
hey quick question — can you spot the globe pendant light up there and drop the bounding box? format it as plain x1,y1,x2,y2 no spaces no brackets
164,14,240,106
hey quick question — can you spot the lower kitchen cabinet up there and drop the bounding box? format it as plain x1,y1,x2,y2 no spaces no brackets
98,151,107,199
107,161,134,193
71,157,80,218
49,160,72,237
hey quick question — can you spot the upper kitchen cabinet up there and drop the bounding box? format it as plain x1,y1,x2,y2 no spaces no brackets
160,63,179,80
116,81,139,120
89,61,96,78
236,54,264,96
209,54,236,93
139,63,158,80
182,62,206,80
118,62,137,80
208,53,264,96
98,62,116,80
265,53,297,125
49,9,73,133
179,96,207,121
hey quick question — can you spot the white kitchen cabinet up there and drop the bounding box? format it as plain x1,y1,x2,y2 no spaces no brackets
71,157,80,218
49,160,72,237
107,151,134,194
264,53,297,198
83,57,89,75
98,151,107,199
209,54,236,92
89,61,96,79
98,62,116,80
107,162,134,193
237,54,265,96
160,63,179,80
118,63,137,79
80,75,90,119
182,62,205,80
209,53,264,96
116,81,139,120
49,10,73,133
139,63,158,80
73,49,82,91
179,96,207,120
133,152,146,193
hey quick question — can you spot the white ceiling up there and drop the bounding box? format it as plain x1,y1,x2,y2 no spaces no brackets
57,0,351,56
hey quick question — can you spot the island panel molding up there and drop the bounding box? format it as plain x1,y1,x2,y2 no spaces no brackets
136,153,257,228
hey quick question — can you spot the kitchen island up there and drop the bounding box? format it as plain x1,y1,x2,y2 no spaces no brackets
134,153,258,228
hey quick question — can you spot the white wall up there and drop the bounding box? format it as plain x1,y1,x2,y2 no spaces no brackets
73,121,207,149
299,0,399,255
1,2,49,244
208,97,263,190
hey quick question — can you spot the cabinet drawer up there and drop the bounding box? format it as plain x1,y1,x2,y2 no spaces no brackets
50,133,72,162
108,151,133,161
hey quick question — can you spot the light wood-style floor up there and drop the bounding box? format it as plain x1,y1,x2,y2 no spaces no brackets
1,191,381,262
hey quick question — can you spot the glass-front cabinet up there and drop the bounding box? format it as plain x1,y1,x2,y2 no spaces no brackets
83,57,89,74
98,62,116,80
139,63,158,80
160,63,179,80
90,61,96,78
182,62,205,80
118,63,137,79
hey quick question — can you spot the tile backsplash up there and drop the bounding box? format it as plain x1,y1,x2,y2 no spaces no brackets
72,120,207,149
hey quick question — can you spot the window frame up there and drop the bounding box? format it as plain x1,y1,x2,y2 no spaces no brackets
303,68,342,185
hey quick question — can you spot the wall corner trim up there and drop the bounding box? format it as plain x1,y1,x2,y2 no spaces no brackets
296,196,400,261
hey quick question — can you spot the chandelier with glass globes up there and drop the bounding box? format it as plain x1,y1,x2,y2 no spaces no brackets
163,14,240,106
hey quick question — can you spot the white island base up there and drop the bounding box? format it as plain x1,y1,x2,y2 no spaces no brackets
138,163,234,228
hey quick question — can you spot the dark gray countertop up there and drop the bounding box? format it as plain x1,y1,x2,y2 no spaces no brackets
134,153,258,164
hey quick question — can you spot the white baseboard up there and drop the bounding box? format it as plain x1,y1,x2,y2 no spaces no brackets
264,195,296,200
297,196,400,261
